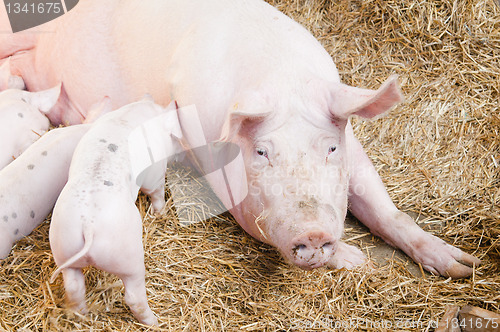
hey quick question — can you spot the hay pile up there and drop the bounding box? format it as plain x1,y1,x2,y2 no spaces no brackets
1,0,498,331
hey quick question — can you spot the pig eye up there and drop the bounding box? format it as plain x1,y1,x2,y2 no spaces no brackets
256,147,268,158
328,146,337,155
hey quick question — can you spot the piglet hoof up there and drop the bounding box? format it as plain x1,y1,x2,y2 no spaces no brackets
150,202,167,217
327,242,368,270
142,315,159,327
412,234,481,279
67,301,89,315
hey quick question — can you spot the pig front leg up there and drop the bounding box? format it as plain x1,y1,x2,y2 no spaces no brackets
142,184,166,214
346,132,481,279
140,162,168,214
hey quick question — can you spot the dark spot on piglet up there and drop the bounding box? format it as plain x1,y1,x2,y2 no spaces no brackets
27,164,35,170
42,151,48,156
100,139,107,143
12,213,17,219
108,144,118,152
14,229,18,235
104,180,114,187
18,113,24,118
3,216,7,222
30,210,35,219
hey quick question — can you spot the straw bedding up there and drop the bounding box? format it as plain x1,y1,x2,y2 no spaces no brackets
0,0,498,331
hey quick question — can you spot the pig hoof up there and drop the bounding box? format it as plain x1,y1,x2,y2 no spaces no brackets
67,302,89,315
142,315,158,327
413,235,481,279
327,242,367,270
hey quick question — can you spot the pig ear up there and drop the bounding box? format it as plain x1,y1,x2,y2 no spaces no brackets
220,91,272,141
329,75,403,120
219,110,271,142
24,83,62,114
83,96,113,123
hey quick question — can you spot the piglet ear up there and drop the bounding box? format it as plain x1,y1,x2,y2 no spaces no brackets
330,75,403,120
24,83,62,114
83,96,113,123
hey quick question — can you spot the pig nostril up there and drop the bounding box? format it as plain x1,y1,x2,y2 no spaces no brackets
322,241,332,249
292,244,307,254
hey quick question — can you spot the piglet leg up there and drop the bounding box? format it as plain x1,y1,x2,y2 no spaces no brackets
62,268,88,314
346,127,480,279
142,185,166,215
140,163,167,214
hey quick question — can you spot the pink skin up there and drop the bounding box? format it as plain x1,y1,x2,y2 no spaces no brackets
49,100,181,326
0,0,480,278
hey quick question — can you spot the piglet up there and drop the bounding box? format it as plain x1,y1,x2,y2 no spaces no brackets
0,83,61,170
0,125,90,259
49,97,182,326
0,98,112,259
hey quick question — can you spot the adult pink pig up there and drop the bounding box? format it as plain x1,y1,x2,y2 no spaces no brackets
0,0,480,278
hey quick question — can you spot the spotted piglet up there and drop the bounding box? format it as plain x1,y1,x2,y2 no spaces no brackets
0,82,61,170
0,125,91,259
0,98,112,259
49,97,182,326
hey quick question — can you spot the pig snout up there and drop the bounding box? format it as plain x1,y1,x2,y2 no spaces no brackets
289,230,337,269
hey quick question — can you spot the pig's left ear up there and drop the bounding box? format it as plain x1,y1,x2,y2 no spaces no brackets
328,75,403,120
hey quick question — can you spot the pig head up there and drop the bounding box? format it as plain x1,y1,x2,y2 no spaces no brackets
213,76,402,269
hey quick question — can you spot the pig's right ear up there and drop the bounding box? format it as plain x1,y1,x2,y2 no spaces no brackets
24,83,62,114
220,92,272,141
219,110,271,142
328,75,403,120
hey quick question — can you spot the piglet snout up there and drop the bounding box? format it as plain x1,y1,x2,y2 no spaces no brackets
290,230,337,269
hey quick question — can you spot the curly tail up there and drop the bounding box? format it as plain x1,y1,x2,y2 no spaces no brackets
50,223,94,283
